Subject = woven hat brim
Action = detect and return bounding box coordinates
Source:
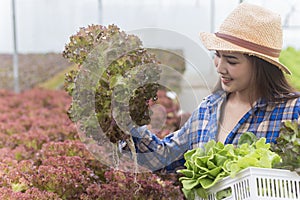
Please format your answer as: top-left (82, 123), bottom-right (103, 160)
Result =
top-left (200, 32), bottom-right (291, 75)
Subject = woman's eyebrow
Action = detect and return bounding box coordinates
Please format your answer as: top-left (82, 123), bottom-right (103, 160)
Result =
top-left (223, 54), bottom-right (238, 59)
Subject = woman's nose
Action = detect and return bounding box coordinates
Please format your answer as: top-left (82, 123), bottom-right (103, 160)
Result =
top-left (215, 57), bottom-right (227, 74)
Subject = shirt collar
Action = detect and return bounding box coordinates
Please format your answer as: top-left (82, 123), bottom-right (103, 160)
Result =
top-left (253, 98), bottom-right (267, 108)
top-left (206, 90), bottom-right (227, 107)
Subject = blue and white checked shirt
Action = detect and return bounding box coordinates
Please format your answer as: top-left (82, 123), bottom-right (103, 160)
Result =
top-left (130, 90), bottom-right (300, 172)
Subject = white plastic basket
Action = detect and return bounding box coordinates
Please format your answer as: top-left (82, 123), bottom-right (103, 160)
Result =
top-left (196, 167), bottom-right (300, 200)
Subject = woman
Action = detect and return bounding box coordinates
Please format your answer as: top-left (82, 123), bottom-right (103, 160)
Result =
top-left (129, 3), bottom-right (300, 172)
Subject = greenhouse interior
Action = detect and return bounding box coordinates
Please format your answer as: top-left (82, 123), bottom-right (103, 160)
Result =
top-left (1, 0), bottom-right (300, 199)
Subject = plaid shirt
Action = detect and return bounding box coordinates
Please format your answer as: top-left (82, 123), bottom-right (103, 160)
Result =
top-left (130, 90), bottom-right (300, 172)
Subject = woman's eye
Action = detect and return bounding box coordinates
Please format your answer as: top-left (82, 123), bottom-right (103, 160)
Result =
top-left (228, 61), bottom-right (237, 65)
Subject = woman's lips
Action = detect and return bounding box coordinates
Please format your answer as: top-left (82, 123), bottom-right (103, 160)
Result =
top-left (221, 77), bottom-right (233, 84)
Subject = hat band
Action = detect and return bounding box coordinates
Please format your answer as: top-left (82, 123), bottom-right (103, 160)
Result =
top-left (215, 32), bottom-right (281, 57)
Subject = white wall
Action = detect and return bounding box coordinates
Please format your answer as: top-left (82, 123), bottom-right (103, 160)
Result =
top-left (1, 0), bottom-right (99, 53)
top-left (2, 0), bottom-right (300, 53)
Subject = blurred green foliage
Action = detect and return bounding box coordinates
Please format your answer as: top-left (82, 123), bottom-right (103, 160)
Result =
top-left (279, 47), bottom-right (300, 91)
top-left (37, 65), bottom-right (76, 90)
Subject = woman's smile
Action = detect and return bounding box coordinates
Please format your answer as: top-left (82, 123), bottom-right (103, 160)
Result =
top-left (221, 76), bottom-right (233, 84)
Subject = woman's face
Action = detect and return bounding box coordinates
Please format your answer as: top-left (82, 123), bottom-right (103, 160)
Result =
top-left (214, 51), bottom-right (253, 96)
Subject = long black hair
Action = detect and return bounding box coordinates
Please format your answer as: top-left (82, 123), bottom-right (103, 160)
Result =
top-left (247, 55), bottom-right (299, 104)
top-left (212, 54), bottom-right (299, 105)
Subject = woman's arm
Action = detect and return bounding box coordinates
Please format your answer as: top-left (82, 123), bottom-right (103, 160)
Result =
top-left (127, 105), bottom-right (204, 172)
top-left (130, 121), bottom-right (190, 172)
top-left (124, 92), bottom-right (219, 172)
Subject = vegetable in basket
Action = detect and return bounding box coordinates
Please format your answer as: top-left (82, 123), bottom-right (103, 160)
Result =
top-left (177, 132), bottom-right (282, 199)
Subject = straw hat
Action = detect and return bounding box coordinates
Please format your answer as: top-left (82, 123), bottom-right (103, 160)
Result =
top-left (200, 2), bottom-right (291, 74)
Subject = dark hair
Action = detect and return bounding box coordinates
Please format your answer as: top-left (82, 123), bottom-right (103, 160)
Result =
top-left (246, 55), bottom-right (299, 104)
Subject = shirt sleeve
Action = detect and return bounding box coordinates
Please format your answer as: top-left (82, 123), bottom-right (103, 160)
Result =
top-left (296, 97), bottom-right (300, 124)
top-left (128, 106), bottom-right (201, 172)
